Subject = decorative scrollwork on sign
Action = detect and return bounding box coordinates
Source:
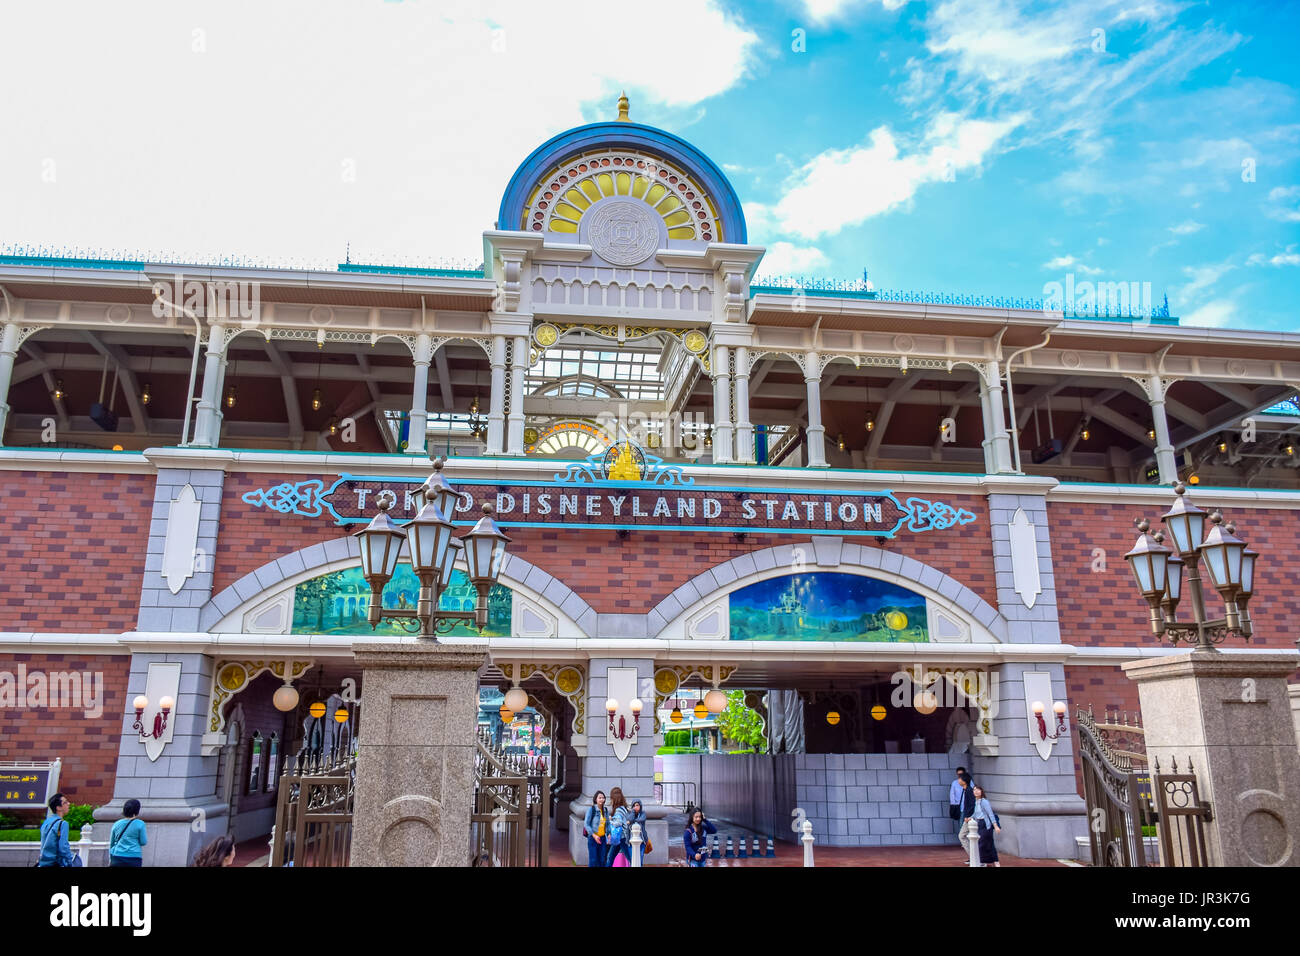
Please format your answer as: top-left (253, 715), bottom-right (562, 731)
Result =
top-left (903, 496), bottom-right (977, 533)
top-left (242, 480), bottom-right (328, 518)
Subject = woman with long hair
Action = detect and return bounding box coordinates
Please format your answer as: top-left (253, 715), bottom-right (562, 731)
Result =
top-left (583, 790), bottom-right (610, 867)
top-left (192, 835), bottom-right (237, 867)
top-left (971, 783), bottom-right (1001, 867)
top-left (606, 787), bottom-right (630, 867)
top-left (109, 798), bottom-right (147, 867)
top-left (683, 806), bottom-right (717, 867)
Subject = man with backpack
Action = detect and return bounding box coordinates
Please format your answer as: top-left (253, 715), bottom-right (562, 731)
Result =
top-left (37, 793), bottom-right (77, 867)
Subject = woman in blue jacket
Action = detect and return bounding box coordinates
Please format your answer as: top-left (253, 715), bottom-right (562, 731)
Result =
top-left (971, 784), bottom-right (1001, 867)
top-left (683, 807), bottom-right (717, 867)
top-left (583, 790), bottom-right (610, 867)
top-left (109, 799), bottom-right (148, 867)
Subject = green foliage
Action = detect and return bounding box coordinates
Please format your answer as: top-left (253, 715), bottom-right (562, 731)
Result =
top-left (64, 805), bottom-right (96, 830)
top-left (656, 747), bottom-right (706, 755)
top-left (0, 828), bottom-right (82, 842)
top-left (0, 811), bottom-right (21, 830)
top-left (663, 730), bottom-right (693, 748)
top-left (716, 690), bottom-right (766, 752)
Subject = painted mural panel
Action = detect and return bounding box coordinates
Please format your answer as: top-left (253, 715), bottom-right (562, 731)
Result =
top-left (729, 573), bottom-right (928, 642)
top-left (291, 564), bottom-right (512, 637)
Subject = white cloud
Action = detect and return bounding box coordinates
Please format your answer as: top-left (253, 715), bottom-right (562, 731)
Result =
top-left (1267, 185), bottom-right (1300, 201)
top-left (770, 112), bottom-right (1023, 239)
top-left (1043, 255), bottom-right (1101, 275)
top-left (1247, 249), bottom-right (1300, 267)
top-left (755, 241), bottom-right (830, 276)
top-left (801, 0), bottom-right (909, 24)
top-left (1179, 261), bottom-right (1235, 298)
top-left (1168, 220), bottom-right (1204, 235)
top-left (0, 1), bottom-right (759, 263)
top-left (1182, 299), bottom-right (1237, 328)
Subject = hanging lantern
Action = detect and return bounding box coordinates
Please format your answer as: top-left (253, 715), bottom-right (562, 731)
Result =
top-left (328, 418), bottom-right (338, 436)
top-left (703, 688), bottom-right (728, 714)
top-left (141, 382), bottom-right (152, 405)
top-left (836, 433), bottom-right (846, 452)
top-left (312, 388), bottom-right (322, 411)
top-left (703, 427), bottom-right (713, 449)
top-left (225, 384), bottom-right (237, 408)
top-left (669, 707), bottom-right (683, 724)
top-left (1080, 422), bottom-right (1090, 441)
top-left (51, 379), bottom-right (66, 402)
top-left (272, 684), bottom-right (300, 713)
top-left (333, 705), bottom-right (349, 724)
top-left (825, 709), bottom-right (841, 726)
top-left (693, 700), bottom-right (708, 720)
top-left (1147, 428), bottom-right (1156, 441)
top-left (1218, 438), bottom-right (1228, 453)
top-left (913, 691), bottom-right (938, 715)
top-left (870, 704), bottom-right (887, 721)
top-left (504, 686), bottom-right (528, 713)
top-left (499, 705), bottom-right (514, 722)
top-left (308, 701), bottom-right (326, 719)
top-left (865, 413), bottom-right (874, 432)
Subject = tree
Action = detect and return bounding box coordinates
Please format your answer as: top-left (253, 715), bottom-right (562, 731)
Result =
top-left (716, 690), bottom-right (766, 753)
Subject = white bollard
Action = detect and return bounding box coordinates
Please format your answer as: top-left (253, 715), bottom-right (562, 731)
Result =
top-left (630, 822), bottom-right (643, 868)
top-left (801, 819), bottom-right (815, 867)
top-left (77, 824), bottom-right (93, 867)
top-left (966, 818), bottom-right (981, 867)
top-left (268, 825), bottom-right (276, 867)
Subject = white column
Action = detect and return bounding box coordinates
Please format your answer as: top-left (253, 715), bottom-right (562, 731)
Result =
top-left (1149, 378), bottom-right (1178, 484)
top-left (0, 323), bottom-right (19, 445)
top-left (734, 346), bottom-right (753, 463)
top-left (977, 375), bottom-right (996, 474)
top-left (804, 352), bottom-right (828, 468)
top-left (407, 333), bottom-right (432, 455)
top-left (507, 334), bottom-right (527, 455)
top-left (486, 334), bottom-right (506, 455)
top-left (985, 361), bottom-right (1014, 473)
top-left (213, 351), bottom-right (229, 444)
top-left (193, 324), bottom-right (225, 448)
top-left (711, 344), bottom-right (733, 462)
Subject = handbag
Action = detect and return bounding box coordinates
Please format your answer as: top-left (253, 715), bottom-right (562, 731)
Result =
top-left (949, 804), bottom-right (960, 821)
top-left (644, 837), bottom-right (653, 855)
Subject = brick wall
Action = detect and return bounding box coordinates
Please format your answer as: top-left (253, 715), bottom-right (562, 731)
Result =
top-left (1048, 499), bottom-right (1300, 650)
top-left (214, 476), bottom-right (996, 612)
top-left (1064, 663), bottom-right (1145, 795)
top-left (0, 653), bottom-right (130, 809)
top-left (0, 471), bottom-right (154, 633)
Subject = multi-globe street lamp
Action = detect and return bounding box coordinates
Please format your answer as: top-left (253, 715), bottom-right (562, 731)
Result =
top-left (1124, 481), bottom-right (1257, 650)
top-left (352, 457), bottom-right (511, 640)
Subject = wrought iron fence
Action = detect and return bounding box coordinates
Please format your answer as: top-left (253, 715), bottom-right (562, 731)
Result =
top-left (470, 729), bottom-right (551, 867)
top-left (1076, 707), bottom-right (1157, 867)
top-left (270, 748), bottom-right (356, 868)
top-left (1152, 756), bottom-right (1212, 867)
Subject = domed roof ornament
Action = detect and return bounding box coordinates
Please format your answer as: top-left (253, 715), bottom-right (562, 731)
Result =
top-left (616, 91), bottom-right (630, 122)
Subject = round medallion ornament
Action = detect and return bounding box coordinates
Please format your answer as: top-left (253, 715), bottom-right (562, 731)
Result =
top-left (683, 330), bottom-right (708, 354)
top-left (523, 426), bottom-right (540, 445)
top-left (588, 200), bottom-right (660, 266)
top-left (555, 666), bottom-right (583, 695)
top-left (534, 323), bottom-right (559, 348)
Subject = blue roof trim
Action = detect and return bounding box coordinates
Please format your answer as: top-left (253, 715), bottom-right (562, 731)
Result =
top-left (497, 121), bottom-right (747, 244)
top-left (0, 254), bottom-right (146, 271)
top-left (337, 263), bottom-right (488, 279)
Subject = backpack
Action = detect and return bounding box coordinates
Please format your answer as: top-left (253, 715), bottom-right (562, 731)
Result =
top-left (610, 809), bottom-right (627, 844)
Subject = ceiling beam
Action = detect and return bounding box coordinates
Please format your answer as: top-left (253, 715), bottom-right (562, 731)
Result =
top-left (262, 341), bottom-right (304, 446)
top-left (865, 373), bottom-right (921, 464)
top-left (434, 345), bottom-right (454, 412)
top-left (79, 331), bottom-right (150, 435)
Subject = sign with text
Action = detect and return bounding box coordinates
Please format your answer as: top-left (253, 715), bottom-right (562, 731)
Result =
top-left (0, 761), bottom-right (59, 809)
top-left (243, 472), bottom-right (978, 539)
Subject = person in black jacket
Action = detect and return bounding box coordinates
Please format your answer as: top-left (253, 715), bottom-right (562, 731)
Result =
top-left (683, 807), bottom-right (717, 867)
top-left (956, 772), bottom-right (976, 856)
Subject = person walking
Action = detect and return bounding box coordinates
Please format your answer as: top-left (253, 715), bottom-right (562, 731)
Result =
top-left (606, 787), bottom-right (631, 867)
top-left (192, 835), bottom-right (237, 867)
top-left (583, 790), bottom-right (610, 867)
top-left (36, 793), bottom-right (76, 868)
top-left (972, 784), bottom-right (1001, 867)
top-left (109, 799), bottom-right (147, 867)
top-left (956, 771), bottom-right (976, 858)
top-left (948, 766), bottom-right (968, 845)
top-left (682, 807), bottom-right (717, 867)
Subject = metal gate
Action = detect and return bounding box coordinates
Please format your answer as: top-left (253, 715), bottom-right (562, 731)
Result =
top-left (1076, 707), bottom-right (1157, 867)
top-left (1152, 757), bottom-right (1213, 867)
top-left (270, 750), bottom-right (356, 867)
top-left (470, 729), bottom-right (551, 867)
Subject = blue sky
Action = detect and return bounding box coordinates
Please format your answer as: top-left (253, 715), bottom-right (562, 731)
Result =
top-left (1, 0), bottom-right (1297, 329)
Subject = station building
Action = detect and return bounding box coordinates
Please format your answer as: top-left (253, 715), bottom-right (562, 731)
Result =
top-left (2, 99), bottom-right (1299, 865)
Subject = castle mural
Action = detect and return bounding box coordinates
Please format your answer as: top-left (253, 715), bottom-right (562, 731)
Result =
top-left (290, 565), bottom-right (513, 637)
top-left (729, 573), bottom-right (929, 642)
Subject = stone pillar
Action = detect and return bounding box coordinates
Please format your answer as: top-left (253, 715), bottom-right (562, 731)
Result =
top-left (406, 332), bottom-right (433, 455)
top-left (506, 334), bottom-right (527, 455)
top-left (975, 488), bottom-right (1086, 857)
top-left (804, 353), bottom-right (828, 468)
top-left (351, 643), bottom-right (487, 867)
top-left (0, 322), bottom-right (19, 444)
top-left (94, 652), bottom-right (228, 866)
top-left (711, 344), bottom-right (733, 463)
top-left (568, 658), bottom-right (669, 865)
top-left (193, 324), bottom-right (225, 448)
top-left (1122, 651), bottom-right (1300, 867)
top-left (733, 345), bottom-right (753, 463)
top-left (486, 335), bottom-right (506, 455)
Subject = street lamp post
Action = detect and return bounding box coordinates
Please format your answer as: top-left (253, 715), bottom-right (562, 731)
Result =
top-left (352, 457), bottom-right (511, 640)
top-left (1124, 482), bottom-right (1255, 651)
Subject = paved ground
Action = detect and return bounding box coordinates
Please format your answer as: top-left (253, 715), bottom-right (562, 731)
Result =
top-left (548, 819), bottom-right (1068, 867)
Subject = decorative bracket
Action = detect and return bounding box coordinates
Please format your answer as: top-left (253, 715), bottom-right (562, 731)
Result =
top-left (497, 661), bottom-right (587, 756)
top-left (202, 658), bottom-right (314, 755)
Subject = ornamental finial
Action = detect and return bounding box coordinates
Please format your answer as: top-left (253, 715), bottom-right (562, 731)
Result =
top-left (616, 91), bottom-right (630, 122)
